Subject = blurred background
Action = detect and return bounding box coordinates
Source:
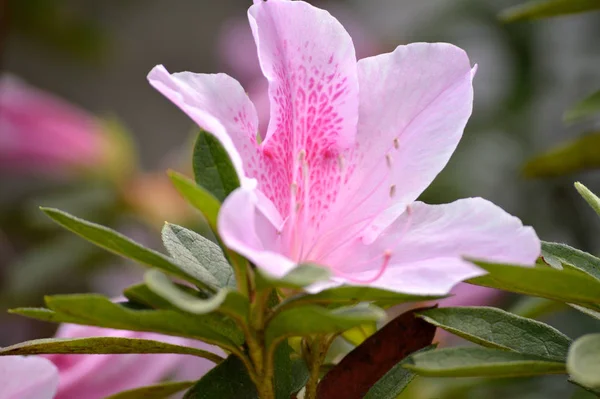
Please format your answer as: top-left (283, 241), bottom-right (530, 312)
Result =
top-left (1, 0), bottom-right (599, 397)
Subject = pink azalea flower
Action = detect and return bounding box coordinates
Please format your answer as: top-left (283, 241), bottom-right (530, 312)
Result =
top-left (148, 0), bottom-right (540, 295)
top-left (0, 75), bottom-right (105, 176)
top-left (0, 356), bottom-right (58, 399)
top-left (44, 324), bottom-right (218, 399)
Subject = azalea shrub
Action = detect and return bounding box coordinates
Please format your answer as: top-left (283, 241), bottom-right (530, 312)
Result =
top-left (2, 1), bottom-right (600, 399)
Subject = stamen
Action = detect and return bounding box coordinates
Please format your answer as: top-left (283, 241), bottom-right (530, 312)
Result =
top-left (291, 182), bottom-right (298, 197)
top-left (393, 138), bottom-right (399, 149)
top-left (338, 250), bottom-right (392, 284)
top-left (337, 154), bottom-right (345, 171)
top-left (389, 185), bottom-right (396, 198)
top-left (386, 154), bottom-right (392, 169)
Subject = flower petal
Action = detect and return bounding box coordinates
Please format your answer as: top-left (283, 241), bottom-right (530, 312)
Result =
top-left (338, 198), bottom-right (540, 295)
top-left (0, 356), bottom-right (58, 399)
top-left (218, 184), bottom-right (295, 278)
top-left (353, 43), bottom-right (475, 242)
top-left (147, 66), bottom-right (261, 185)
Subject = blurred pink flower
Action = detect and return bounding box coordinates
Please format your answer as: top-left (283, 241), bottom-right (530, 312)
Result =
top-left (0, 75), bottom-right (105, 176)
top-left (0, 356), bottom-right (58, 399)
top-left (43, 324), bottom-right (218, 399)
top-left (148, 0), bottom-right (540, 296)
top-left (441, 283), bottom-right (502, 308)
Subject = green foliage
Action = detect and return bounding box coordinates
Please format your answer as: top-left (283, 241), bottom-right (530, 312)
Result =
top-left (568, 334), bottom-right (600, 391)
top-left (145, 269), bottom-right (249, 321)
top-left (272, 341), bottom-right (310, 399)
top-left (0, 336), bottom-right (222, 363)
top-left (11, 294), bottom-right (243, 349)
top-left (168, 171), bottom-right (221, 231)
top-left (256, 263), bottom-right (331, 290)
top-left (542, 241), bottom-right (600, 280)
top-left (193, 130), bottom-right (240, 202)
top-left (575, 182), bottom-right (600, 218)
top-left (418, 307), bottom-right (571, 361)
top-left (522, 133), bottom-right (600, 178)
top-left (404, 347), bottom-right (566, 377)
top-left (500, 0), bottom-right (600, 22)
top-left (265, 304), bottom-right (385, 348)
top-left (565, 90), bottom-right (600, 123)
top-left (162, 223), bottom-right (236, 289)
top-left (183, 355), bottom-right (258, 399)
top-left (105, 381), bottom-right (195, 399)
top-left (468, 261), bottom-right (600, 308)
top-left (41, 208), bottom-right (213, 291)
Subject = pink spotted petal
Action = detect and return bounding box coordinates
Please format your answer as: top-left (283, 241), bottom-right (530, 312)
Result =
top-left (218, 184), bottom-right (296, 278)
top-left (147, 66), bottom-right (260, 185)
top-left (0, 356), bottom-right (58, 399)
top-left (248, 0), bottom-right (359, 149)
top-left (352, 43), bottom-right (475, 243)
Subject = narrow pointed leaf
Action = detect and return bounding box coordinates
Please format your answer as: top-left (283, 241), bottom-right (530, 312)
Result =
top-left (541, 241), bottom-right (600, 280)
top-left (468, 261), bottom-right (600, 307)
top-left (168, 171), bottom-right (221, 231)
top-left (16, 294), bottom-right (244, 348)
top-left (509, 297), bottom-right (565, 319)
top-left (568, 334), bottom-right (600, 390)
top-left (404, 347), bottom-right (566, 377)
top-left (570, 304), bottom-right (600, 321)
top-left (40, 207), bottom-right (213, 291)
top-left (266, 305), bottom-right (385, 348)
top-left (145, 270), bottom-right (249, 321)
top-left (162, 223), bottom-right (235, 288)
top-left (105, 381), bottom-right (195, 399)
top-left (418, 307), bottom-right (570, 361)
top-left (565, 90), bottom-right (600, 123)
top-left (316, 307), bottom-right (436, 399)
top-left (575, 182), bottom-right (600, 218)
top-left (522, 132), bottom-right (600, 178)
top-left (273, 341), bottom-right (309, 399)
top-left (193, 130), bottom-right (240, 202)
top-left (500, 0), bottom-right (600, 22)
top-left (183, 355), bottom-right (258, 399)
top-left (0, 337), bottom-right (223, 363)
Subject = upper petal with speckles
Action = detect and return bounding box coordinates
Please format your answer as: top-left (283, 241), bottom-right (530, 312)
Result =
top-left (352, 43), bottom-right (475, 243)
top-left (248, 0), bottom-right (359, 226)
top-left (147, 66), bottom-right (261, 186)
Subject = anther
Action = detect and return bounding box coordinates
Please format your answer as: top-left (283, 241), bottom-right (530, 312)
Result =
top-left (389, 185), bottom-right (396, 198)
top-left (393, 138), bottom-right (399, 149)
top-left (337, 154), bottom-right (345, 171)
top-left (298, 149), bottom-right (306, 161)
top-left (291, 182), bottom-right (298, 196)
top-left (386, 154), bottom-right (392, 169)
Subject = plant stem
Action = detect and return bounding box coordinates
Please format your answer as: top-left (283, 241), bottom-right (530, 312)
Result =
top-left (304, 336), bottom-right (334, 399)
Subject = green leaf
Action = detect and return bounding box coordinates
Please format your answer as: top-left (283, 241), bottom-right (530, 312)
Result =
top-left (13, 294), bottom-right (243, 349)
top-left (341, 323), bottom-right (377, 346)
top-left (363, 346), bottom-right (436, 399)
top-left (404, 347), bottom-right (566, 377)
top-left (265, 304), bottom-right (385, 348)
top-left (183, 355), bottom-right (258, 399)
top-left (467, 261), bottom-right (600, 307)
top-left (123, 283), bottom-right (184, 310)
top-left (40, 207), bottom-right (213, 291)
top-left (575, 182), bottom-right (600, 218)
top-left (500, 0), bottom-right (600, 22)
top-left (0, 337), bottom-right (223, 363)
top-left (522, 132), bottom-right (600, 178)
top-left (162, 223), bottom-right (235, 289)
top-left (565, 90), bottom-right (600, 123)
top-left (273, 340), bottom-right (309, 399)
top-left (145, 269), bottom-right (249, 321)
top-left (193, 130), bottom-right (240, 202)
top-left (168, 171), bottom-right (221, 231)
top-left (568, 334), bottom-right (600, 390)
top-left (509, 297), bottom-right (565, 320)
top-left (570, 304), bottom-right (600, 321)
top-left (281, 286), bottom-right (442, 308)
top-left (257, 263), bottom-right (331, 290)
top-left (105, 381), bottom-right (195, 399)
top-left (418, 307), bottom-right (571, 361)
top-left (541, 241), bottom-right (600, 280)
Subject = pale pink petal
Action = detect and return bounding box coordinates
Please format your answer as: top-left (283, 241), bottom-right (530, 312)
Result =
top-left (0, 356), bottom-right (58, 399)
top-left (46, 324), bottom-right (218, 399)
top-left (218, 185), bottom-right (295, 278)
top-left (441, 284), bottom-right (502, 308)
top-left (350, 43), bottom-right (475, 242)
top-left (334, 198), bottom-right (539, 295)
top-left (147, 66), bottom-right (261, 185)
top-left (247, 0), bottom-right (360, 231)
